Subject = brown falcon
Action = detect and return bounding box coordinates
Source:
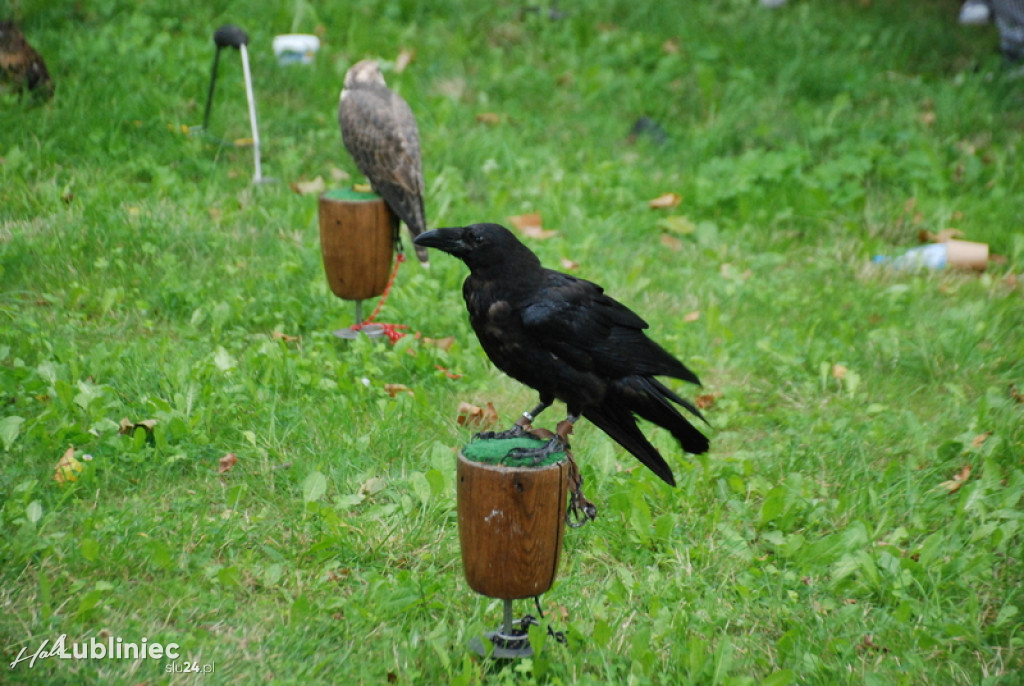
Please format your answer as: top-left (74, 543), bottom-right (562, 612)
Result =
top-left (338, 59), bottom-right (429, 263)
top-left (0, 21), bottom-right (54, 99)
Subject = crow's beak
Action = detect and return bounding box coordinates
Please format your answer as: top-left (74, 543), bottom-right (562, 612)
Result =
top-left (413, 227), bottom-right (466, 257)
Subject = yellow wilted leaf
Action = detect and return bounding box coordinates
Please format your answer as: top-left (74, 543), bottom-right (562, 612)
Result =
top-left (648, 192), bottom-right (681, 209)
top-left (683, 310), bottom-right (700, 323)
top-left (54, 445), bottom-right (83, 483)
top-left (395, 47), bottom-right (415, 73)
top-left (656, 215), bottom-right (696, 235)
top-left (329, 167), bottom-right (351, 182)
top-left (290, 176), bottom-right (327, 195)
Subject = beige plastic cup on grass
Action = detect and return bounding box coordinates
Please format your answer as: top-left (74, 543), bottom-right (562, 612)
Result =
top-left (945, 239), bottom-right (989, 270)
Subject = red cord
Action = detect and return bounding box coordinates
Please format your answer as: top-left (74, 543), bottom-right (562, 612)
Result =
top-left (348, 253), bottom-right (409, 343)
top-left (347, 252), bottom-right (461, 376)
top-left (362, 253), bottom-right (405, 326)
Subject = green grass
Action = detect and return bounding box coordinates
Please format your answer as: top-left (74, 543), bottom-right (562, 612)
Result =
top-left (2, 0), bottom-right (1023, 683)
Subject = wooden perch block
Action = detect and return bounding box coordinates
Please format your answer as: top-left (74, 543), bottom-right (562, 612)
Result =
top-left (318, 188), bottom-right (396, 301)
top-left (457, 451), bottom-right (569, 600)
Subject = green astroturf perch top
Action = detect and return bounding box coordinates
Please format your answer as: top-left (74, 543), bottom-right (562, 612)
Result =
top-left (322, 187), bottom-right (382, 202)
top-left (462, 436), bottom-right (566, 468)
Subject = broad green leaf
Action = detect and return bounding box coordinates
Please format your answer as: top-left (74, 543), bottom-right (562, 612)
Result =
top-left (0, 416), bottom-right (25, 450)
top-left (302, 470), bottom-right (327, 503)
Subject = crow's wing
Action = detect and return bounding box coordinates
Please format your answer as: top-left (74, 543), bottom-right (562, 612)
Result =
top-left (519, 270), bottom-right (700, 385)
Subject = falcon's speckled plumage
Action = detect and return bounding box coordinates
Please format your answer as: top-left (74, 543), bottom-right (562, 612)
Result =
top-left (339, 59), bottom-right (429, 263)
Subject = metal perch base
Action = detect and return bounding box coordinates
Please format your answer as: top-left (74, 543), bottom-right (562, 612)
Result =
top-left (468, 599), bottom-right (538, 659)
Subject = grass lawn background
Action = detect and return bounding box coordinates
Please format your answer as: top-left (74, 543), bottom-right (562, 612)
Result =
top-left (1, 0), bottom-right (1022, 683)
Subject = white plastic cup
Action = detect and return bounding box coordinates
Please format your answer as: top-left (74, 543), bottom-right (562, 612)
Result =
top-left (272, 34), bottom-right (320, 65)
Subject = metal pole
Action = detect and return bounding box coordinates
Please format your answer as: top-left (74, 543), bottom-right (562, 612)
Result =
top-left (502, 599), bottom-right (514, 636)
top-left (238, 43), bottom-right (262, 183)
top-left (202, 48), bottom-right (222, 131)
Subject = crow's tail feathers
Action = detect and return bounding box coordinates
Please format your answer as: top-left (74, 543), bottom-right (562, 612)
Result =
top-left (584, 376), bottom-right (710, 487)
top-left (584, 404), bottom-right (677, 486)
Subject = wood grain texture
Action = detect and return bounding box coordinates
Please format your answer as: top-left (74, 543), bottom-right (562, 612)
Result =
top-left (317, 193), bottom-right (396, 300)
top-left (457, 454), bottom-right (568, 600)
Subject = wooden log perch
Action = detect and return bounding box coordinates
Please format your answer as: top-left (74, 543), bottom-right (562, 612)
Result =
top-left (457, 440), bottom-right (569, 600)
top-left (317, 188), bottom-right (397, 301)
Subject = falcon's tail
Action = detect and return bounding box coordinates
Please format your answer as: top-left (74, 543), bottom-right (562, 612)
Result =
top-left (378, 184), bottom-right (429, 263)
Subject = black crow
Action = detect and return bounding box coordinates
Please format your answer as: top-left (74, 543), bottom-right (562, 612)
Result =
top-left (414, 223), bottom-right (709, 486)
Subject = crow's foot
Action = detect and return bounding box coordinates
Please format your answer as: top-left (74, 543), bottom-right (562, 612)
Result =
top-left (504, 436), bottom-right (569, 466)
top-left (473, 423), bottom-right (530, 441)
top-left (566, 452), bottom-right (597, 527)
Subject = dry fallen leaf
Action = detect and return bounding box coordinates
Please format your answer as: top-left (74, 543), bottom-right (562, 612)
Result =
top-left (970, 432), bottom-right (992, 450)
top-left (832, 364), bottom-right (848, 380)
top-left (119, 418), bottom-right (157, 436)
top-left (648, 192), bottom-right (681, 209)
top-left (662, 38), bottom-right (680, 55)
top-left (508, 213), bottom-right (558, 240)
top-left (696, 393), bottom-right (721, 410)
top-left (422, 336), bottom-right (455, 352)
top-left (329, 166), bottom-right (351, 182)
top-left (859, 635), bottom-right (889, 653)
top-left (475, 112), bottom-right (502, 125)
top-left (218, 453), bottom-right (238, 474)
top-left (560, 258), bottom-right (579, 270)
top-left (271, 331), bottom-right (299, 343)
top-left (939, 464), bottom-right (971, 493)
top-left (457, 401), bottom-right (499, 429)
top-left (435, 365), bottom-right (462, 379)
top-left (54, 445), bottom-right (83, 483)
top-left (659, 234), bottom-right (683, 251)
top-left (1011, 385), bottom-right (1024, 404)
top-left (683, 310), bottom-right (700, 323)
top-left (290, 176), bottom-right (327, 195)
top-left (395, 47), bottom-right (415, 73)
top-left (918, 228), bottom-right (964, 243)
top-left (384, 383), bottom-right (414, 398)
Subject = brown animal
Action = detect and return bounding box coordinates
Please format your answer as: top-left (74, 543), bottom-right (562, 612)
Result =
top-left (338, 60), bottom-right (428, 263)
top-left (0, 20), bottom-right (54, 99)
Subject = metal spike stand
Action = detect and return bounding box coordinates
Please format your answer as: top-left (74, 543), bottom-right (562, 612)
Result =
top-left (198, 24), bottom-right (268, 184)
